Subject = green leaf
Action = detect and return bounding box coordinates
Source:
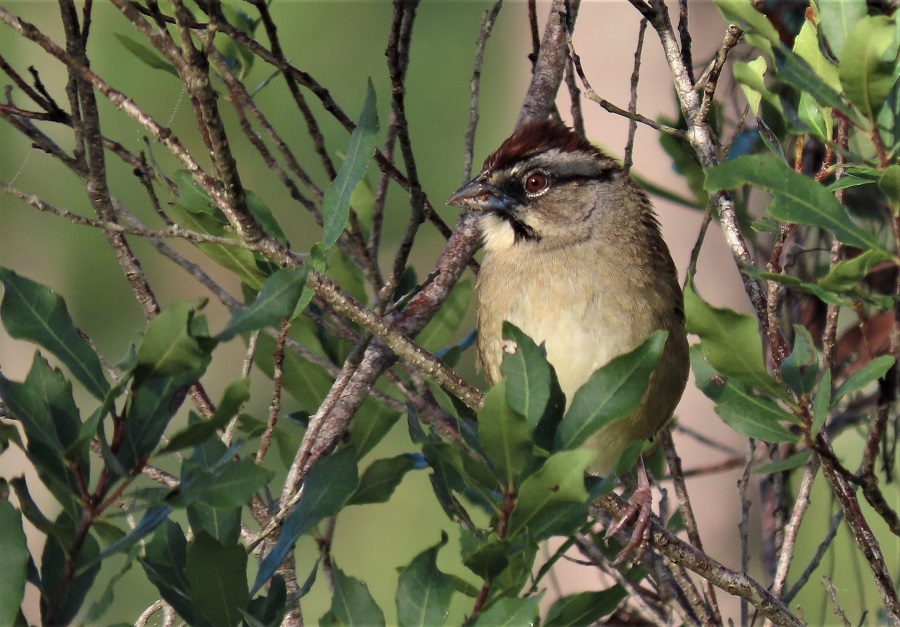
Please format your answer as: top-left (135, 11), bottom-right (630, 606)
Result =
top-left (478, 380), bottom-right (533, 486)
top-left (349, 401), bottom-right (401, 460)
top-left (251, 447), bottom-right (358, 595)
top-left (0, 501), bottom-right (29, 626)
top-left (692, 348), bottom-right (799, 443)
top-left (554, 331), bottom-right (667, 451)
top-left (347, 454), bottom-right (417, 505)
top-left (89, 505), bottom-right (172, 567)
top-left (832, 355), bottom-right (896, 403)
top-left (658, 130), bottom-right (706, 205)
top-left (819, 249), bottom-right (895, 293)
top-left (141, 520), bottom-right (205, 626)
top-left (472, 595), bottom-right (542, 627)
top-left (185, 532), bottom-right (249, 627)
top-left (878, 164), bottom-right (900, 214)
top-left (460, 531), bottom-right (511, 581)
top-left (839, 16), bottom-right (899, 121)
top-left (415, 279), bottom-right (472, 352)
top-left (329, 561), bottom-right (386, 627)
top-left (733, 57), bottom-right (781, 117)
top-left (135, 301), bottom-right (214, 382)
top-left (0, 267), bottom-right (108, 399)
top-left (245, 576), bottom-right (286, 627)
top-left (819, 0), bottom-right (867, 58)
top-left (772, 45), bottom-right (852, 117)
top-left (395, 535), bottom-right (454, 627)
top-left (811, 368), bottom-right (832, 437)
top-left (176, 458), bottom-right (273, 508)
top-left (755, 450), bottom-right (811, 475)
top-left (40, 515), bottom-right (101, 625)
top-left (114, 33), bottom-right (178, 77)
top-left (322, 80), bottom-right (379, 250)
top-left (793, 18), bottom-right (841, 91)
top-left (159, 377), bottom-right (251, 454)
top-left (713, 0), bottom-right (779, 47)
top-left (544, 586), bottom-right (628, 627)
top-left (781, 325), bottom-right (819, 396)
top-left (246, 189), bottom-right (288, 245)
top-left (217, 267), bottom-right (309, 341)
top-left (704, 154), bottom-right (883, 251)
top-left (507, 449), bottom-right (593, 540)
top-left (500, 322), bottom-right (551, 432)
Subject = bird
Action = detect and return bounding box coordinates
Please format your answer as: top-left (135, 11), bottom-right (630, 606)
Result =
top-left (448, 119), bottom-right (690, 558)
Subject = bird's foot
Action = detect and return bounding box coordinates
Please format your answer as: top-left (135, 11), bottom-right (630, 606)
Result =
top-left (605, 458), bottom-right (652, 565)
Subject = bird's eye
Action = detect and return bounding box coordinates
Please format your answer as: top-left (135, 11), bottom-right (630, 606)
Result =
top-left (523, 172), bottom-right (549, 195)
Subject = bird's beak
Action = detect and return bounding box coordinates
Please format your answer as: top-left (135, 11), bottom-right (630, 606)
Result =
top-left (447, 179), bottom-right (514, 213)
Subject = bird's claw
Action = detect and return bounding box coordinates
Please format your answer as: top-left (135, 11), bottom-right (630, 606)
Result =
top-left (605, 457), bottom-right (653, 565)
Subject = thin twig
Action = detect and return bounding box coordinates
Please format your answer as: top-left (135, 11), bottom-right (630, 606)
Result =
top-left (623, 18), bottom-right (648, 174)
top-left (463, 0), bottom-right (503, 183)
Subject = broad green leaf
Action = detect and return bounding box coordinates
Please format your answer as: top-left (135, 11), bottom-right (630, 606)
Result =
top-left (772, 45), bottom-right (853, 117)
top-left (478, 380), bottom-right (532, 486)
top-left (472, 595), bottom-right (542, 627)
top-left (798, 91), bottom-right (832, 141)
top-left (0, 502), bottom-right (29, 626)
top-left (0, 267), bottom-right (108, 399)
top-left (811, 368), bottom-right (832, 437)
top-left (839, 16), bottom-right (899, 121)
top-left (713, 0), bottom-right (779, 48)
top-left (322, 80), bottom-right (379, 250)
top-left (251, 447), bottom-right (358, 595)
top-left (329, 561), bottom-right (386, 627)
top-left (246, 191), bottom-right (288, 245)
top-left (245, 576), bottom-right (287, 627)
top-left (395, 535), bottom-right (454, 627)
top-left (347, 454), bottom-right (417, 505)
top-left (704, 154), bottom-right (883, 251)
top-left (832, 355), bottom-right (896, 403)
top-left (185, 532), bottom-right (249, 627)
top-left (793, 18), bottom-right (840, 91)
top-left (501, 322), bottom-right (552, 432)
top-left (544, 586), bottom-right (628, 627)
top-left (554, 331), bottom-right (667, 451)
top-left (349, 401), bottom-right (401, 460)
top-left (114, 33), bottom-right (178, 77)
top-left (818, 0), bottom-right (867, 58)
top-left (176, 458), bottom-right (273, 508)
top-left (733, 57), bottom-right (780, 116)
top-left (41, 516), bottom-right (101, 625)
top-left (217, 267), bottom-right (309, 341)
top-left (141, 520), bottom-right (205, 626)
top-left (507, 449), bottom-right (594, 540)
top-left (692, 348), bottom-right (800, 443)
top-left (158, 377), bottom-right (251, 454)
top-left (415, 279), bottom-right (472, 352)
top-left (781, 325), bottom-right (818, 396)
top-left (135, 301), bottom-right (214, 382)
top-left (819, 249), bottom-right (895, 293)
top-left (879, 164), bottom-right (900, 214)
top-left (460, 531), bottom-right (511, 581)
top-left (755, 450), bottom-right (812, 475)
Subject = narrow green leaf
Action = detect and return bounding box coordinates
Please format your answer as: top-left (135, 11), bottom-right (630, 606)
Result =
top-left (692, 348), bottom-right (799, 443)
top-left (0, 502), bottom-right (29, 626)
top-left (114, 33), bottom-right (179, 77)
top-left (755, 450), bottom-right (811, 475)
top-left (819, 0), bottom-right (867, 58)
top-left (322, 80), bottom-right (379, 250)
top-left (40, 516), bottom-right (101, 625)
top-left (733, 57), bottom-right (781, 116)
top-left (793, 18), bottom-right (840, 91)
top-left (472, 595), bottom-right (542, 627)
top-left (176, 458), bottom-right (273, 508)
top-left (704, 154), bottom-right (882, 250)
top-left (158, 377), bottom-right (251, 454)
top-left (478, 380), bottom-right (533, 486)
top-left (395, 535), bottom-right (454, 627)
top-left (347, 455), bottom-right (417, 506)
top-left (415, 279), bottom-right (472, 352)
top-left (839, 16), bottom-right (899, 121)
top-left (811, 368), bottom-right (832, 437)
top-left (713, 0), bottom-right (779, 47)
top-left (329, 561), bottom-right (386, 627)
top-left (781, 325), bottom-right (819, 396)
top-left (832, 355), bottom-right (896, 403)
top-left (819, 249), bottom-right (895, 293)
top-left (554, 331), bottom-right (667, 451)
top-left (0, 267), bottom-right (108, 399)
top-left (251, 447), bottom-right (358, 595)
top-left (217, 267), bottom-right (309, 341)
top-left (544, 586), bottom-right (628, 627)
top-left (878, 164), bottom-right (900, 214)
top-left (246, 189), bottom-right (288, 245)
top-left (349, 401), bottom-right (401, 460)
top-left (507, 449), bottom-right (593, 540)
top-left (185, 532), bottom-right (249, 627)
top-left (772, 45), bottom-right (852, 117)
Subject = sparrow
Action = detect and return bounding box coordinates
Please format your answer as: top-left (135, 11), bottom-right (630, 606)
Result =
top-left (448, 119), bottom-right (690, 558)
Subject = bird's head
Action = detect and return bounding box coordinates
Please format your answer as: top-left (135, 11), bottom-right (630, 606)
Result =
top-left (448, 119), bottom-right (630, 252)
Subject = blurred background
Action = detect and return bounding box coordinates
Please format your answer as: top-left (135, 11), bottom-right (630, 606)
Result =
top-left (1, 1), bottom-right (891, 624)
